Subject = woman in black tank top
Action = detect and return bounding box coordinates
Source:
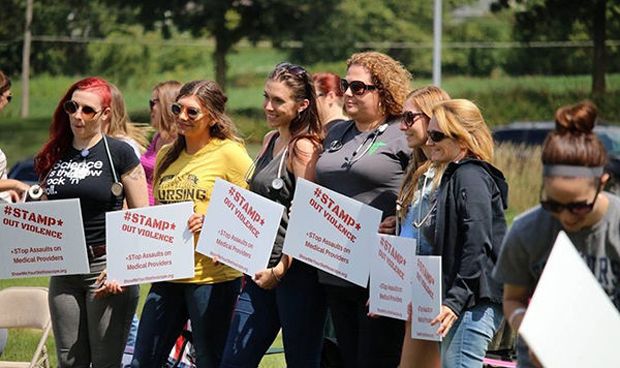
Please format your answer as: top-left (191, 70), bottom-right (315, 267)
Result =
top-left (220, 63), bottom-right (327, 368)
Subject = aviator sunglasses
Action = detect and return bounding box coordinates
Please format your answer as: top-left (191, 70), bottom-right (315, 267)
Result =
top-left (402, 111), bottom-right (425, 128)
top-left (63, 100), bottom-right (102, 120)
top-left (171, 102), bottom-right (203, 121)
top-left (339, 79), bottom-right (377, 96)
top-left (539, 182), bottom-right (601, 215)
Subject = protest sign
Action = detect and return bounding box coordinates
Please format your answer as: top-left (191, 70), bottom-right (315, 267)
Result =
top-left (0, 199), bottom-right (89, 279)
top-left (369, 234), bottom-right (415, 320)
top-left (283, 178), bottom-right (382, 287)
top-left (411, 255), bottom-right (442, 341)
top-left (196, 179), bottom-right (285, 275)
top-left (106, 201), bottom-right (195, 285)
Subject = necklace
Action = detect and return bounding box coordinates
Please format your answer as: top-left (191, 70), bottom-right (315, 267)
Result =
top-left (80, 148), bottom-right (89, 158)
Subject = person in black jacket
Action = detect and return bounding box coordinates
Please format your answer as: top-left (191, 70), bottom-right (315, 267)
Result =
top-left (419, 99), bottom-right (507, 368)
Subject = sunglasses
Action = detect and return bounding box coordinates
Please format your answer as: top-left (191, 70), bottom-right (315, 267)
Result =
top-left (149, 99), bottom-right (159, 110)
top-left (171, 102), bottom-right (203, 120)
top-left (340, 80), bottom-right (377, 96)
top-left (427, 130), bottom-right (448, 143)
top-left (275, 62), bottom-right (308, 78)
top-left (63, 100), bottom-right (102, 120)
top-left (540, 184), bottom-right (601, 215)
top-left (402, 111), bottom-right (425, 128)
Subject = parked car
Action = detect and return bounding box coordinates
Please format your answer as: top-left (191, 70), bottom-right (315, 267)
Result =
top-left (493, 121), bottom-right (620, 194)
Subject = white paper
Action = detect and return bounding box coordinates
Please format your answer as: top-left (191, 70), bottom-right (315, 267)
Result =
top-left (411, 255), bottom-right (442, 341)
top-left (282, 178), bottom-right (382, 287)
top-left (0, 199), bottom-right (89, 279)
top-left (106, 202), bottom-right (195, 285)
top-left (519, 231), bottom-right (620, 367)
top-left (196, 179), bottom-right (285, 275)
top-left (369, 234), bottom-right (415, 320)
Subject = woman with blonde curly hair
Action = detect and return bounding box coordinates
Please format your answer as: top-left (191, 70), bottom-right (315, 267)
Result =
top-left (315, 51), bottom-right (412, 368)
top-left (403, 99), bottom-right (506, 367)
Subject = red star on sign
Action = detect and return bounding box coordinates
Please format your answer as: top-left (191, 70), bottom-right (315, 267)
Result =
top-left (355, 223), bottom-right (361, 231)
top-left (171, 223), bottom-right (176, 230)
top-left (58, 219), bottom-right (64, 226)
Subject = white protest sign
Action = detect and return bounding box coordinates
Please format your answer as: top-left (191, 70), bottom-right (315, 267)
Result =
top-left (106, 202), bottom-right (195, 285)
top-left (519, 231), bottom-right (620, 368)
top-left (196, 179), bottom-right (285, 275)
top-left (0, 199), bottom-right (89, 279)
top-left (369, 234), bottom-right (415, 320)
top-left (411, 255), bottom-right (442, 341)
top-left (282, 178), bottom-right (382, 287)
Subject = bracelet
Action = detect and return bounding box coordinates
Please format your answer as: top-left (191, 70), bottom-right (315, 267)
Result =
top-left (508, 307), bottom-right (527, 327)
top-left (271, 268), bottom-right (281, 282)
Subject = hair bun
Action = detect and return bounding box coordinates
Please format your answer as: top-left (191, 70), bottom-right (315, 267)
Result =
top-left (554, 100), bottom-right (597, 134)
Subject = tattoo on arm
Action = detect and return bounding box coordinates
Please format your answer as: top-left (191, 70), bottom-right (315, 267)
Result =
top-left (126, 165), bottom-right (146, 181)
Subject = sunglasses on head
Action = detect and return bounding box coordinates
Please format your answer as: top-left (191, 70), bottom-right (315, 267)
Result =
top-left (340, 80), bottom-right (377, 96)
top-left (427, 130), bottom-right (448, 143)
top-left (402, 111), bottom-right (425, 128)
top-left (149, 99), bottom-right (159, 110)
top-left (63, 100), bottom-right (101, 120)
top-left (171, 102), bottom-right (203, 120)
top-left (275, 62), bottom-right (308, 78)
top-left (540, 183), bottom-right (601, 215)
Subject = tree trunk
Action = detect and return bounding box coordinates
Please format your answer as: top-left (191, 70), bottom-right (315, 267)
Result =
top-left (591, 0), bottom-right (606, 95)
top-left (214, 39), bottom-right (229, 91)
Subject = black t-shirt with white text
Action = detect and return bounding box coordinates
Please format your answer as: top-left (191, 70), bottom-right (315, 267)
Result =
top-left (45, 137), bottom-right (139, 247)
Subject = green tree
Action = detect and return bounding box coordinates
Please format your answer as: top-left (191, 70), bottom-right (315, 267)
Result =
top-left (492, 0), bottom-right (620, 95)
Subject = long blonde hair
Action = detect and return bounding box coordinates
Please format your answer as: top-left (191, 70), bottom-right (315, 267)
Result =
top-left (152, 80), bottom-right (182, 142)
top-left (108, 83), bottom-right (150, 153)
top-left (396, 86), bottom-right (451, 220)
top-left (428, 99), bottom-right (494, 191)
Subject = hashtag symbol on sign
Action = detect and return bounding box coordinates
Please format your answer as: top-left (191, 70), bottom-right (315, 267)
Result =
top-left (229, 187), bottom-right (236, 196)
top-left (124, 211), bottom-right (131, 221)
top-left (314, 188), bottom-right (322, 198)
top-left (3, 206), bottom-right (12, 216)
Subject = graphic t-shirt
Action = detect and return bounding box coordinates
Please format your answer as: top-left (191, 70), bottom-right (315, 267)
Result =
top-left (154, 138), bottom-right (253, 284)
top-left (44, 137), bottom-right (139, 248)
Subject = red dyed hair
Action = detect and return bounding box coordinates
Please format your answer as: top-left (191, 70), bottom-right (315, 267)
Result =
top-left (312, 72), bottom-right (343, 97)
top-left (35, 77), bottom-right (112, 178)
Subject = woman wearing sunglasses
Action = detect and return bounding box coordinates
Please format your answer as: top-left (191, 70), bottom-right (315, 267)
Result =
top-left (312, 72), bottom-right (348, 133)
top-left (315, 51), bottom-right (412, 368)
top-left (131, 80), bottom-right (252, 368)
top-left (0, 70), bottom-right (30, 203)
top-left (221, 62), bottom-right (326, 367)
top-left (493, 101), bottom-right (620, 368)
top-left (395, 86), bottom-right (450, 368)
top-left (33, 77), bottom-right (149, 367)
top-left (141, 81), bottom-right (182, 205)
top-left (412, 99), bottom-right (507, 368)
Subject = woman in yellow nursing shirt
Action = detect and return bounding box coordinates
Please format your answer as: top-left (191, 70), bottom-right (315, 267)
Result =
top-left (131, 80), bottom-right (252, 368)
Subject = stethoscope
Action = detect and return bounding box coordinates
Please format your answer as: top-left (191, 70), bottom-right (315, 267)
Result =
top-left (327, 122), bottom-right (388, 166)
top-left (245, 146), bottom-right (289, 192)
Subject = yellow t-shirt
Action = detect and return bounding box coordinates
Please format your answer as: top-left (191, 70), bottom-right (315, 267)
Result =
top-left (154, 138), bottom-right (253, 284)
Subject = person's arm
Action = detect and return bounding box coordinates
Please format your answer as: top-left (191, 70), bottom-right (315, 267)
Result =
top-left (503, 284), bottom-right (529, 331)
top-left (0, 179), bottom-right (29, 193)
top-left (121, 164), bottom-right (149, 209)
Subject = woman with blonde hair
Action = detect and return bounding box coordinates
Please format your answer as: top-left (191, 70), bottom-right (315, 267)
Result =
top-left (396, 86), bottom-right (450, 368)
top-left (105, 83), bottom-right (150, 158)
top-left (141, 81), bottom-right (182, 205)
top-left (315, 51), bottom-right (412, 368)
top-left (406, 99), bottom-right (506, 367)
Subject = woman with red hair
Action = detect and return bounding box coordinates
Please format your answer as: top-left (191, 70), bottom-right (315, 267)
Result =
top-left (35, 77), bottom-right (148, 367)
top-left (312, 72), bottom-right (347, 132)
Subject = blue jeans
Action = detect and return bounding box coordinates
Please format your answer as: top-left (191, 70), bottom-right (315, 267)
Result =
top-left (220, 262), bottom-right (327, 368)
top-left (325, 285), bottom-right (405, 368)
top-left (131, 279), bottom-right (241, 368)
top-left (441, 301), bottom-right (503, 368)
